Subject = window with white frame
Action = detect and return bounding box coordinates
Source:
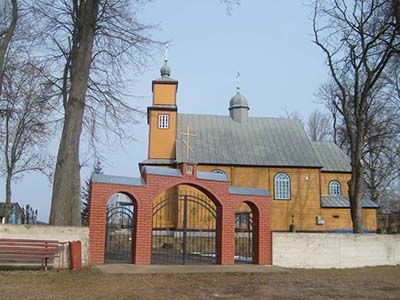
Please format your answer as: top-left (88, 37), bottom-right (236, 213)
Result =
top-left (212, 169), bottom-right (226, 175)
top-left (329, 180), bottom-right (341, 196)
top-left (158, 114), bottom-right (169, 129)
top-left (274, 173), bottom-right (291, 200)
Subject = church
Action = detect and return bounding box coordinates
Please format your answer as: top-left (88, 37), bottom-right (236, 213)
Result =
top-left (142, 56), bottom-right (378, 234)
top-left (87, 55), bottom-right (377, 265)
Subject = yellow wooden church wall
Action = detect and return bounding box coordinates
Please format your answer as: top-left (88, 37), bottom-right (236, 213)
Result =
top-left (320, 172), bottom-right (350, 195)
top-left (149, 165), bottom-right (376, 232)
top-left (320, 208), bottom-right (377, 231)
top-left (319, 172), bottom-right (376, 230)
top-left (152, 186), bottom-right (179, 228)
top-left (196, 165), bottom-right (377, 231)
top-left (148, 109), bottom-right (176, 159)
top-left (152, 185), bottom-right (217, 230)
top-left (153, 84), bottom-right (177, 105)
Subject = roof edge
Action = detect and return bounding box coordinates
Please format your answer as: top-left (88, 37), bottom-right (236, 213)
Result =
top-left (229, 186), bottom-right (270, 197)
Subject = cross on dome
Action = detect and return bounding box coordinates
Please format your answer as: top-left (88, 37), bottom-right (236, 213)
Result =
top-left (160, 43), bottom-right (171, 78)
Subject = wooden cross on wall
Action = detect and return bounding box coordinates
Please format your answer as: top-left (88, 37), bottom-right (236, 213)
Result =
top-left (179, 124), bottom-right (196, 161)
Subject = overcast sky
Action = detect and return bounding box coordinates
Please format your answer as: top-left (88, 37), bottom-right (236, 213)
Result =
top-left (0, 1), bottom-right (331, 222)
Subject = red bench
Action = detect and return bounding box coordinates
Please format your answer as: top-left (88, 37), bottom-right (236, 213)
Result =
top-left (0, 238), bottom-right (59, 271)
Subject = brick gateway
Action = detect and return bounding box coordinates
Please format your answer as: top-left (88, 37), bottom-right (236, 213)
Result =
top-left (88, 163), bottom-right (272, 265)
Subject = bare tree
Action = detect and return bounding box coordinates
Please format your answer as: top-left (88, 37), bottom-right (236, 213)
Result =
top-left (281, 108), bottom-right (305, 127)
top-left (0, 60), bottom-right (54, 221)
top-left (219, 0), bottom-right (241, 14)
top-left (28, 0), bottom-right (159, 225)
top-left (0, 0), bottom-right (18, 97)
top-left (394, 0), bottom-right (400, 31)
top-left (320, 78), bottom-right (400, 203)
top-left (313, 0), bottom-right (399, 233)
top-left (363, 89), bottom-right (400, 202)
top-left (307, 110), bottom-right (332, 142)
top-left (81, 160), bottom-right (102, 226)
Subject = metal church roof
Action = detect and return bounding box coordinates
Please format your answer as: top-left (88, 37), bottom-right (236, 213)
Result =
top-left (311, 142), bottom-right (351, 172)
top-left (176, 114), bottom-right (323, 168)
top-left (321, 196), bottom-right (378, 208)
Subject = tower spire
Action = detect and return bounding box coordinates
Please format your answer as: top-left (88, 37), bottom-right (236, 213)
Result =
top-left (165, 43), bottom-right (169, 63)
top-left (236, 72), bottom-right (240, 93)
top-left (160, 43), bottom-right (171, 78)
top-left (229, 71), bottom-right (249, 122)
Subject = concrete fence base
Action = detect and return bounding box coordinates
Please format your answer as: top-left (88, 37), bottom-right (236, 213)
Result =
top-left (0, 225), bottom-right (89, 269)
top-left (273, 232), bottom-right (400, 268)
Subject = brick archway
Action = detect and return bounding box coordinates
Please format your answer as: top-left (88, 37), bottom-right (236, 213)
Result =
top-left (88, 163), bottom-right (272, 265)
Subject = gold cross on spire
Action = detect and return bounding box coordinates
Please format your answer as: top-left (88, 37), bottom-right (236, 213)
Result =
top-left (179, 124), bottom-right (196, 161)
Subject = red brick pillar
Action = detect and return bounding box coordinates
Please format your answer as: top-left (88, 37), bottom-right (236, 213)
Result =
top-left (255, 205), bottom-right (271, 265)
top-left (133, 197), bottom-right (153, 264)
top-left (218, 205), bottom-right (235, 264)
top-left (88, 184), bottom-right (107, 264)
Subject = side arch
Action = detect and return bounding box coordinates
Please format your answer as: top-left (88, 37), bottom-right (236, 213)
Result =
top-left (104, 192), bottom-right (136, 263)
top-left (234, 200), bottom-right (263, 264)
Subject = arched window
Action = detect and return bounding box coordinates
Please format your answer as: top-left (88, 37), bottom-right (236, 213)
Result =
top-left (329, 180), bottom-right (341, 196)
top-left (212, 169), bottom-right (226, 175)
top-left (274, 173), bottom-right (291, 200)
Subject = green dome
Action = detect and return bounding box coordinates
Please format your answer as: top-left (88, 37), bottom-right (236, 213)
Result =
top-left (160, 61), bottom-right (171, 77)
top-left (229, 91), bottom-right (249, 109)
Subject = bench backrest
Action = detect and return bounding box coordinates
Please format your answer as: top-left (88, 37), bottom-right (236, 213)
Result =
top-left (0, 238), bottom-right (59, 256)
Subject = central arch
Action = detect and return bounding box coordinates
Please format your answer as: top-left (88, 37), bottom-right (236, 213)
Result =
top-left (151, 184), bottom-right (219, 264)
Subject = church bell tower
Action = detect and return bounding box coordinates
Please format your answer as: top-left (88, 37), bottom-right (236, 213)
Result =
top-left (147, 47), bottom-right (178, 160)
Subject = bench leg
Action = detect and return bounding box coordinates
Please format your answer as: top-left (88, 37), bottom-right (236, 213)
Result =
top-left (45, 258), bottom-right (48, 271)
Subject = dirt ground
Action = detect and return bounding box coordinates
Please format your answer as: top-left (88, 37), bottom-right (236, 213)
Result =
top-left (1, 265), bottom-right (400, 300)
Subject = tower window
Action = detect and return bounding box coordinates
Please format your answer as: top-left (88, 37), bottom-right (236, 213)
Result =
top-left (158, 114), bottom-right (169, 129)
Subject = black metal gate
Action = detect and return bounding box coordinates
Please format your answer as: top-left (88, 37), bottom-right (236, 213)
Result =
top-left (105, 203), bottom-right (135, 263)
top-left (235, 212), bottom-right (254, 263)
top-left (152, 193), bottom-right (217, 264)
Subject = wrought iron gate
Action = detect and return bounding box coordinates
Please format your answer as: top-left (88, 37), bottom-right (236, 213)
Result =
top-left (105, 203), bottom-right (135, 263)
top-left (235, 212), bottom-right (254, 263)
top-left (152, 193), bottom-right (217, 264)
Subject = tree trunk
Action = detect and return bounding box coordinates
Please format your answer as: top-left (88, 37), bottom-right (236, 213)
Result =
top-left (49, 0), bottom-right (100, 226)
top-left (0, 0), bottom-right (18, 96)
top-left (348, 168), bottom-right (364, 233)
top-left (4, 171), bottom-right (12, 223)
top-left (348, 134), bottom-right (365, 233)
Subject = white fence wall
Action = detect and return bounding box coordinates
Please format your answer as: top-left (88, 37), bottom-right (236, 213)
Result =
top-left (273, 232), bottom-right (400, 268)
top-left (0, 225), bottom-right (89, 269)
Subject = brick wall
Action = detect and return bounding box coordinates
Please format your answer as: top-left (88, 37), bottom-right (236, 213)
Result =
top-left (88, 163), bottom-right (272, 265)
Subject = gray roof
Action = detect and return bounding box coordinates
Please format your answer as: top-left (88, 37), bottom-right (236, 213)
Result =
top-left (91, 174), bottom-right (144, 186)
top-left (176, 114), bottom-right (322, 168)
top-left (321, 196), bottom-right (378, 208)
top-left (144, 166), bottom-right (182, 177)
top-left (141, 158), bottom-right (176, 165)
top-left (197, 171), bottom-right (229, 182)
top-left (229, 186), bottom-right (270, 197)
top-left (311, 142), bottom-right (351, 172)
